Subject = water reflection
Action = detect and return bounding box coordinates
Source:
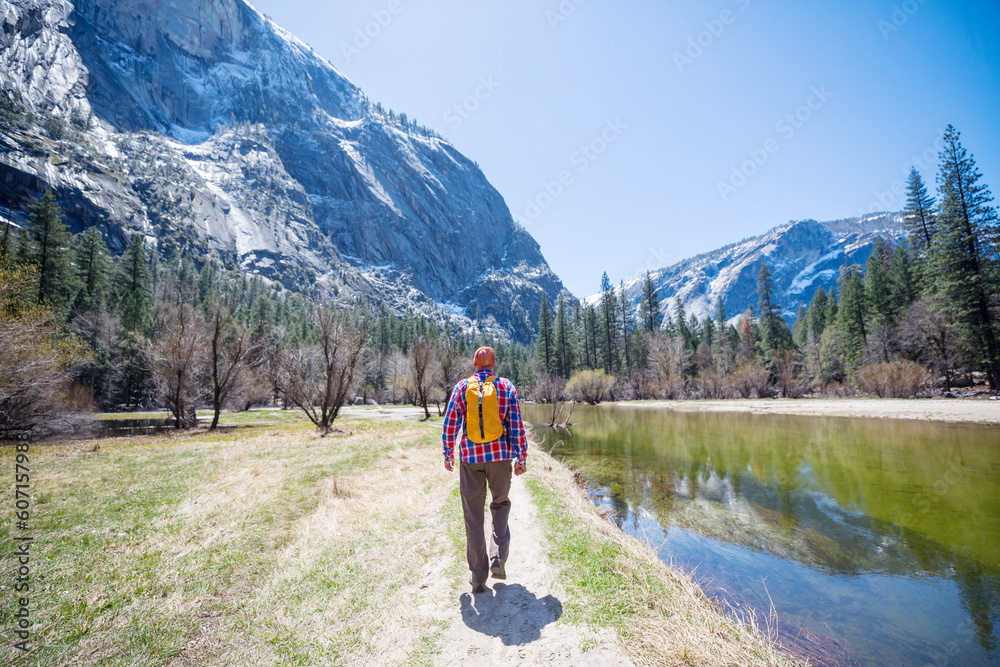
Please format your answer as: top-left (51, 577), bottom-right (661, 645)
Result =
top-left (525, 404), bottom-right (1000, 666)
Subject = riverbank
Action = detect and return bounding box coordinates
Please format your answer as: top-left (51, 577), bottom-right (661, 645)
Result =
top-left (0, 408), bottom-right (799, 666)
top-left (626, 397), bottom-right (1000, 424)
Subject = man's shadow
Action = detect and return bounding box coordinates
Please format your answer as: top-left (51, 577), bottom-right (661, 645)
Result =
top-left (459, 583), bottom-right (562, 646)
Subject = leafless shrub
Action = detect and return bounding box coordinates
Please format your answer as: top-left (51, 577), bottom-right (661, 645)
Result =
top-left (410, 337), bottom-right (438, 419)
top-left (853, 360), bottom-right (932, 398)
top-left (0, 262), bottom-right (90, 435)
top-left (437, 341), bottom-right (469, 407)
top-left (272, 308), bottom-right (369, 435)
top-left (695, 366), bottom-right (728, 399)
top-left (231, 367), bottom-right (274, 411)
top-left (384, 349), bottom-right (410, 404)
top-left (206, 297), bottom-right (262, 429)
top-left (531, 372), bottom-right (566, 404)
top-left (565, 369), bottom-right (615, 405)
top-left (147, 302), bottom-right (207, 429)
top-left (774, 350), bottom-right (809, 399)
top-left (626, 369), bottom-right (658, 400)
top-left (726, 362), bottom-right (771, 399)
top-left (896, 296), bottom-right (959, 391)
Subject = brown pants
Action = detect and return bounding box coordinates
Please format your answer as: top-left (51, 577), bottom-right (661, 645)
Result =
top-left (459, 460), bottom-right (512, 583)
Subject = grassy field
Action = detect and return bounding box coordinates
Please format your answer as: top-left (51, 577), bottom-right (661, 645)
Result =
top-left (1, 408), bottom-right (798, 666)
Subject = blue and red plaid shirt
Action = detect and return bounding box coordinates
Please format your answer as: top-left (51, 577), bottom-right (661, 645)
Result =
top-left (442, 369), bottom-right (528, 466)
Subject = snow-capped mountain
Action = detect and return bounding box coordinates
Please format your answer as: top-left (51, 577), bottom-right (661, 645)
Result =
top-left (596, 214), bottom-right (905, 326)
top-left (0, 0), bottom-right (566, 340)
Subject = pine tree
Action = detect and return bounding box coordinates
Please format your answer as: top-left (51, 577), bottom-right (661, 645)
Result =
top-left (808, 287), bottom-right (829, 341)
top-left (687, 313), bottom-right (701, 349)
top-left (757, 264), bottom-right (793, 352)
top-left (793, 303), bottom-right (809, 348)
top-left (674, 297), bottom-right (694, 350)
top-left (701, 315), bottom-right (716, 348)
top-left (932, 125), bottom-right (1000, 389)
top-left (197, 257), bottom-right (219, 307)
top-left (864, 238), bottom-right (894, 325)
top-left (117, 233), bottom-right (153, 333)
top-left (638, 271), bottom-right (662, 332)
top-left (553, 293), bottom-right (574, 378)
top-left (837, 265), bottom-right (868, 370)
top-left (887, 242), bottom-right (917, 315)
top-left (536, 293), bottom-right (554, 374)
top-left (583, 304), bottom-right (600, 370)
top-left (73, 227), bottom-right (112, 313)
top-left (619, 282), bottom-right (635, 371)
top-left (714, 295), bottom-right (727, 331)
top-left (903, 167), bottom-right (937, 254)
top-left (25, 191), bottom-right (77, 312)
top-left (825, 286), bottom-right (838, 323)
top-left (599, 272), bottom-right (619, 373)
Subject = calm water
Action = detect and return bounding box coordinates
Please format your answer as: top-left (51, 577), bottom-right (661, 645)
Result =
top-left (524, 403), bottom-right (1000, 667)
top-left (92, 418), bottom-right (173, 437)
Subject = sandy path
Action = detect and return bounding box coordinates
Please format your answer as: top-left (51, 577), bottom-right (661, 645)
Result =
top-left (630, 398), bottom-right (1000, 424)
top-left (427, 473), bottom-right (631, 666)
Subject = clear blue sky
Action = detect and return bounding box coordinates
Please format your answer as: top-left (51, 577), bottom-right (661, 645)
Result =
top-left (248, 0), bottom-right (1000, 298)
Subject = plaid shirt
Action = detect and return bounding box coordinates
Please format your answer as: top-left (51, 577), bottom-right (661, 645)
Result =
top-left (442, 369), bottom-right (528, 466)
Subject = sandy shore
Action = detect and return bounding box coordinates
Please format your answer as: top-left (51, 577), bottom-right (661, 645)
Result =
top-left (624, 398), bottom-right (1000, 424)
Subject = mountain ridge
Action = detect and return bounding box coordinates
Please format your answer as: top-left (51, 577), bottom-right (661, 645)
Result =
top-left (590, 213), bottom-right (905, 326)
top-left (0, 0), bottom-right (568, 341)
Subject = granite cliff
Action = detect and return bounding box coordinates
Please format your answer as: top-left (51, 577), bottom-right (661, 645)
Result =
top-left (0, 0), bottom-right (567, 340)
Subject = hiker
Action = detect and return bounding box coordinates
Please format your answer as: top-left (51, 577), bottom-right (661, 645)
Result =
top-left (442, 346), bottom-right (528, 594)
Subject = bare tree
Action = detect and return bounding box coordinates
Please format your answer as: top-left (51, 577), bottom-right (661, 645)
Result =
top-left (437, 340), bottom-right (469, 407)
top-left (647, 334), bottom-right (690, 399)
top-left (774, 350), bottom-right (809, 398)
top-left (206, 297), bottom-right (261, 430)
top-left (273, 308), bottom-right (369, 435)
top-left (147, 303), bottom-right (207, 429)
top-left (385, 349), bottom-right (410, 404)
top-left (410, 337), bottom-right (437, 419)
top-left (898, 296), bottom-right (959, 391)
top-left (726, 362), bottom-right (771, 399)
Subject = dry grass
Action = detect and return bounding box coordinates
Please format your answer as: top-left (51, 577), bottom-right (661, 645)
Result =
top-left (0, 416), bottom-right (458, 666)
top-left (525, 448), bottom-right (804, 667)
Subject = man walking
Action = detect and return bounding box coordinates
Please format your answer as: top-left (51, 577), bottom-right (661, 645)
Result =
top-left (442, 346), bottom-right (527, 594)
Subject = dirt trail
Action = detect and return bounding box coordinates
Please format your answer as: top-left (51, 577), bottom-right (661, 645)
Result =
top-left (410, 472), bottom-right (631, 666)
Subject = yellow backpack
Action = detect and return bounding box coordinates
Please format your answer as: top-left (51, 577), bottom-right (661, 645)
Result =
top-left (465, 373), bottom-right (504, 443)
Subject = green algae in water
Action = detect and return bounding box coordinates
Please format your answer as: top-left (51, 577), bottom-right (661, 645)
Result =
top-left (525, 403), bottom-right (1000, 666)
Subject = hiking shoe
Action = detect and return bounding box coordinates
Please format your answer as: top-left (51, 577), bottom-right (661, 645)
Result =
top-left (490, 557), bottom-right (506, 580)
top-left (469, 575), bottom-right (487, 594)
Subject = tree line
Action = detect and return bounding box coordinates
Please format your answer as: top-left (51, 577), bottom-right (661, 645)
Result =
top-left (0, 198), bottom-right (533, 435)
top-left (531, 125), bottom-right (999, 402)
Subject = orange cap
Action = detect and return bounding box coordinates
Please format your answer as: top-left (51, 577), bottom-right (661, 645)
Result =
top-left (473, 346), bottom-right (496, 369)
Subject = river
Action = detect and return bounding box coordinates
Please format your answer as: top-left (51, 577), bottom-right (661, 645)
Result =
top-left (523, 403), bottom-right (1000, 666)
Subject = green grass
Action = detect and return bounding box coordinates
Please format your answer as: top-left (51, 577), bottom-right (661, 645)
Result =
top-left (525, 477), bottom-right (669, 634)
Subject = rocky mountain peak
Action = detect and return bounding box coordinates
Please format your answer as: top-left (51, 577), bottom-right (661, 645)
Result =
top-left (0, 0), bottom-right (569, 341)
